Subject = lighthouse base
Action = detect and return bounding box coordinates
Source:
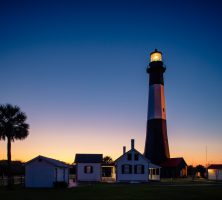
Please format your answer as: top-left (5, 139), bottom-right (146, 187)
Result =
top-left (144, 119), bottom-right (170, 165)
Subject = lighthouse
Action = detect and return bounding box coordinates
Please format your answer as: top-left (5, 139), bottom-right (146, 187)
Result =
top-left (144, 49), bottom-right (170, 165)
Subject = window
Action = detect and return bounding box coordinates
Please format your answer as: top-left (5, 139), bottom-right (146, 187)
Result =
top-left (84, 166), bottom-right (93, 174)
top-left (127, 153), bottom-right (132, 160)
top-left (134, 165), bottom-right (144, 174)
top-left (55, 168), bottom-right (58, 181)
top-left (63, 169), bottom-right (66, 181)
top-left (124, 165), bottom-right (130, 174)
top-left (122, 164), bottom-right (132, 174)
top-left (134, 154), bottom-right (139, 161)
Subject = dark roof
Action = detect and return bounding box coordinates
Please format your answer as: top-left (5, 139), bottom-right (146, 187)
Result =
top-left (26, 155), bottom-right (69, 168)
top-left (208, 164), bottom-right (222, 169)
top-left (75, 154), bottom-right (103, 163)
top-left (114, 149), bottom-right (150, 163)
top-left (160, 157), bottom-right (187, 168)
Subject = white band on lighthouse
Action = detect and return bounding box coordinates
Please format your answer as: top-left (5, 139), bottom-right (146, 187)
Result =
top-left (148, 84), bottom-right (166, 120)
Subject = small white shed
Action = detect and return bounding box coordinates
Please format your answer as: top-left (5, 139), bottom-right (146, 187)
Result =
top-left (208, 164), bottom-right (222, 181)
top-left (25, 155), bottom-right (69, 188)
top-left (75, 154), bottom-right (103, 182)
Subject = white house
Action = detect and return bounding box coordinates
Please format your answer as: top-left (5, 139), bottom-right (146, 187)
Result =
top-left (74, 154), bottom-right (103, 182)
top-left (25, 155), bottom-right (69, 188)
top-left (115, 139), bottom-right (161, 182)
top-left (208, 164), bottom-right (222, 181)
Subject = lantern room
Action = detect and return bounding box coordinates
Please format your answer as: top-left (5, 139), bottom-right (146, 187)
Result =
top-left (150, 49), bottom-right (162, 62)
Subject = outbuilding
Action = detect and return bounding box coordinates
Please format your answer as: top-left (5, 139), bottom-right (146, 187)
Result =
top-left (74, 154), bottom-right (103, 182)
top-left (25, 155), bottom-right (69, 188)
top-left (208, 164), bottom-right (222, 181)
top-left (160, 157), bottom-right (187, 178)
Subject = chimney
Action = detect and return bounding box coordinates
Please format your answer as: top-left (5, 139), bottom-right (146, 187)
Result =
top-left (123, 146), bottom-right (126, 154)
top-left (131, 139), bottom-right (135, 150)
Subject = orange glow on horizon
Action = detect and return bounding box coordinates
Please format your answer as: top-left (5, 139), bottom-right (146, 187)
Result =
top-left (0, 121), bottom-right (221, 167)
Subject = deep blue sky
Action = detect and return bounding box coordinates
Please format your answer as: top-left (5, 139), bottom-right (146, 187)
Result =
top-left (0, 0), bottom-right (222, 165)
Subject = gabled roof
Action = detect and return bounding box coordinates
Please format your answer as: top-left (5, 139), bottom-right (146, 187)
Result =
top-left (160, 157), bottom-right (187, 168)
top-left (114, 148), bottom-right (150, 163)
top-left (74, 154), bottom-right (103, 163)
top-left (208, 164), bottom-right (222, 169)
top-left (25, 155), bottom-right (69, 168)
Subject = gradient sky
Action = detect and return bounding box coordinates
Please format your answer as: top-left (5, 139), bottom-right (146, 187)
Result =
top-left (0, 0), bottom-right (222, 166)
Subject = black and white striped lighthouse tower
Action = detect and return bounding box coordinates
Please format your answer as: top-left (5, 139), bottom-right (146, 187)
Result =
top-left (144, 49), bottom-right (170, 165)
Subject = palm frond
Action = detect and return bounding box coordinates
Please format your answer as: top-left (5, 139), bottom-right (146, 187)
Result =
top-left (0, 104), bottom-right (29, 141)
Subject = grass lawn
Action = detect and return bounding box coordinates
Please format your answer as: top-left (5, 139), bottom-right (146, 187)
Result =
top-left (1, 182), bottom-right (222, 200)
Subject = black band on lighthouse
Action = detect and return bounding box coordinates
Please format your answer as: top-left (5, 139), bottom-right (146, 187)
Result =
top-left (147, 61), bottom-right (166, 85)
top-left (144, 119), bottom-right (170, 164)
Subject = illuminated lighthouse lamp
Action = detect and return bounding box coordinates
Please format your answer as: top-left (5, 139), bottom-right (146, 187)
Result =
top-left (150, 49), bottom-right (162, 62)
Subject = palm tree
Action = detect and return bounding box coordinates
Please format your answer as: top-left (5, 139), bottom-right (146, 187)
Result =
top-left (0, 104), bottom-right (29, 188)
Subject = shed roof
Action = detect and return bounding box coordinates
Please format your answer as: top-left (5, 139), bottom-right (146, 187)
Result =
top-left (160, 157), bottom-right (187, 168)
top-left (26, 155), bottom-right (69, 168)
top-left (208, 164), bottom-right (222, 169)
top-left (75, 154), bottom-right (103, 163)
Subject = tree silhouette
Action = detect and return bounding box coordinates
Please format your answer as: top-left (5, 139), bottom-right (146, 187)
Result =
top-left (195, 165), bottom-right (206, 178)
top-left (102, 156), bottom-right (113, 165)
top-left (0, 104), bottom-right (29, 188)
top-left (102, 156), bottom-right (114, 177)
